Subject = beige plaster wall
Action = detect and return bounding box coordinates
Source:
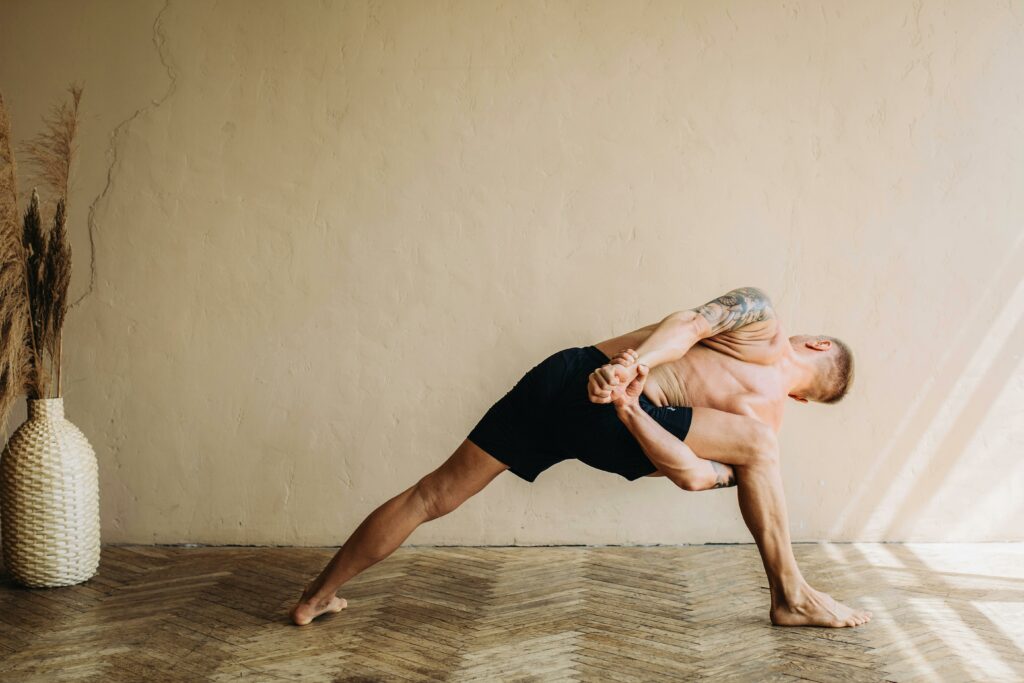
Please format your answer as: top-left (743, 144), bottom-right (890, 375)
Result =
top-left (1, 0), bottom-right (1021, 545)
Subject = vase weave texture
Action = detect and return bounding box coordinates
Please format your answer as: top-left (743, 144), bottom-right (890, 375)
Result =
top-left (1, 398), bottom-right (100, 587)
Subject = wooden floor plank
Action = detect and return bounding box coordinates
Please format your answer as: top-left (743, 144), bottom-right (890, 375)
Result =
top-left (1, 543), bottom-right (1022, 682)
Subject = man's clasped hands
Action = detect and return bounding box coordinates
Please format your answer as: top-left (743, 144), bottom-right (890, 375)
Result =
top-left (587, 348), bottom-right (649, 408)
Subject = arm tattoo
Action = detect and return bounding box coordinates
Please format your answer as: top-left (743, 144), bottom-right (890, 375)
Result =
top-left (692, 287), bottom-right (774, 336)
top-left (710, 461), bottom-right (737, 489)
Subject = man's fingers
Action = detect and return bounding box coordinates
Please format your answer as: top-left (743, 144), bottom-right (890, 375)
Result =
top-left (589, 361), bottom-right (642, 404)
top-left (629, 366), bottom-right (648, 388)
top-left (610, 349), bottom-right (640, 370)
top-left (590, 370), bottom-right (614, 390)
top-left (610, 350), bottom-right (637, 366)
top-left (588, 373), bottom-right (614, 403)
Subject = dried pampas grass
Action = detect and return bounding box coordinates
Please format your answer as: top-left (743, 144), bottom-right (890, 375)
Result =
top-left (19, 85), bottom-right (80, 402)
top-left (20, 85), bottom-right (81, 213)
top-left (0, 85), bottom-right (81, 431)
top-left (22, 189), bottom-right (51, 399)
top-left (0, 92), bottom-right (34, 433)
top-left (47, 198), bottom-right (72, 396)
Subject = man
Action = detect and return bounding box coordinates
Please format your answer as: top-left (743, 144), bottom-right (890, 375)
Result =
top-left (290, 287), bottom-right (872, 629)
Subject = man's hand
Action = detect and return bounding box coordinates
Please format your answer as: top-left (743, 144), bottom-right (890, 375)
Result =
top-left (611, 361), bottom-right (649, 411)
top-left (588, 348), bottom-right (641, 404)
top-left (586, 347), bottom-right (650, 408)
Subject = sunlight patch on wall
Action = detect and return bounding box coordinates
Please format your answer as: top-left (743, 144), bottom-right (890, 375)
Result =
top-left (859, 274), bottom-right (1024, 537)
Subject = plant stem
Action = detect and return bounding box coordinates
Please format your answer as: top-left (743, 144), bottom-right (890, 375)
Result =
top-left (55, 330), bottom-right (62, 398)
top-left (19, 257), bottom-right (42, 399)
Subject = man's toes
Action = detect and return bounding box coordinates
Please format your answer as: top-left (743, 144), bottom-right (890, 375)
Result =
top-left (324, 597), bottom-right (348, 615)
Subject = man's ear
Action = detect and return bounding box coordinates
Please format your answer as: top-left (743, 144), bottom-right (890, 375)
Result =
top-left (788, 394), bottom-right (809, 404)
top-left (805, 338), bottom-right (832, 352)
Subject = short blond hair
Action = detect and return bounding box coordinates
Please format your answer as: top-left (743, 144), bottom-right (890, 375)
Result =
top-left (820, 337), bottom-right (854, 404)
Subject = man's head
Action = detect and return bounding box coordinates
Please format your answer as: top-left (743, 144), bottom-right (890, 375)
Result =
top-left (788, 335), bottom-right (854, 404)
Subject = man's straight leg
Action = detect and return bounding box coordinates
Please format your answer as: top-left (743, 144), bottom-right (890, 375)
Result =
top-left (290, 439), bottom-right (508, 625)
top-left (288, 346), bottom-right (579, 623)
top-left (683, 408), bottom-right (872, 627)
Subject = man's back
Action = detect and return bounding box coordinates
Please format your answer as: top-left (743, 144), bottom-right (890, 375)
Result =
top-left (594, 316), bottom-right (791, 431)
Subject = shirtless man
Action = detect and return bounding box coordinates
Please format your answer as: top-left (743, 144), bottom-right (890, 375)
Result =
top-left (290, 287), bottom-right (872, 629)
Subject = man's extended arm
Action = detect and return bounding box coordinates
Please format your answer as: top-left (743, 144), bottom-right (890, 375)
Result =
top-left (610, 363), bottom-right (737, 490)
top-left (633, 286), bottom-right (776, 369)
top-left (617, 401), bottom-right (736, 490)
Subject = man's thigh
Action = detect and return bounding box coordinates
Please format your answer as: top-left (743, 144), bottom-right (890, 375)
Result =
top-left (683, 407), bottom-right (770, 466)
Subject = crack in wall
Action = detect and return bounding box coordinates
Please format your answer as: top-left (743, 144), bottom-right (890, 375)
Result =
top-left (71, 0), bottom-right (178, 308)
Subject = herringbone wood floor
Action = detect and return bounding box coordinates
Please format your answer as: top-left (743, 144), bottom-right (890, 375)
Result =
top-left (1, 544), bottom-right (1022, 682)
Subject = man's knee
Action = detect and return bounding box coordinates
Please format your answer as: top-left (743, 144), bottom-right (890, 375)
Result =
top-left (413, 472), bottom-right (462, 521)
top-left (743, 422), bottom-right (780, 468)
top-left (674, 470), bottom-right (718, 492)
top-left (412, 440), bottom-right (506, 521)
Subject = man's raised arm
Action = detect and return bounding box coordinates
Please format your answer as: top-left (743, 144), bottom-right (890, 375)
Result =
top-left (589, 287), bottom-right (776, 403)
top-left (633, 286), bottom-right (776, 369)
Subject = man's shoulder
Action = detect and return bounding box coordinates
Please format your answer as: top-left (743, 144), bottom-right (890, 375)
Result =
top-left (699, 321), bottom-right (787, 365)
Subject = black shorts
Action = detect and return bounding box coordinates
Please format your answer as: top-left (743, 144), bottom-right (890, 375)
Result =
top-left (467, 345), bottom-right (693, 482)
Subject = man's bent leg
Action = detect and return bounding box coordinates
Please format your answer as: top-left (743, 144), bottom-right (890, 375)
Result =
top-left (684, 408), bottom-right (871, 628)
top-left (290, 439), bottom-right (508, 625)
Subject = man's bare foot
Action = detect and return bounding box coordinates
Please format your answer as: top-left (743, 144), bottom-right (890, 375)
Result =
top-left (289, 594), bottom-right (348, 626)
top-left (770, 586), bottom-right (872, 628)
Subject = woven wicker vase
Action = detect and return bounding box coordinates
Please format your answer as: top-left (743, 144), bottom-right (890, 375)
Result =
top-left (0, 398), bottom-right (100, 587)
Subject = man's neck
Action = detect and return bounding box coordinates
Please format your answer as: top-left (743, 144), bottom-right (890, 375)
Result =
top-left (780, 346), bottom-right (817, 397)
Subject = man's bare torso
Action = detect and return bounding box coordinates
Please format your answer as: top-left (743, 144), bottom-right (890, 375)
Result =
top-left (594, 320), bottom-right (791, 432)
